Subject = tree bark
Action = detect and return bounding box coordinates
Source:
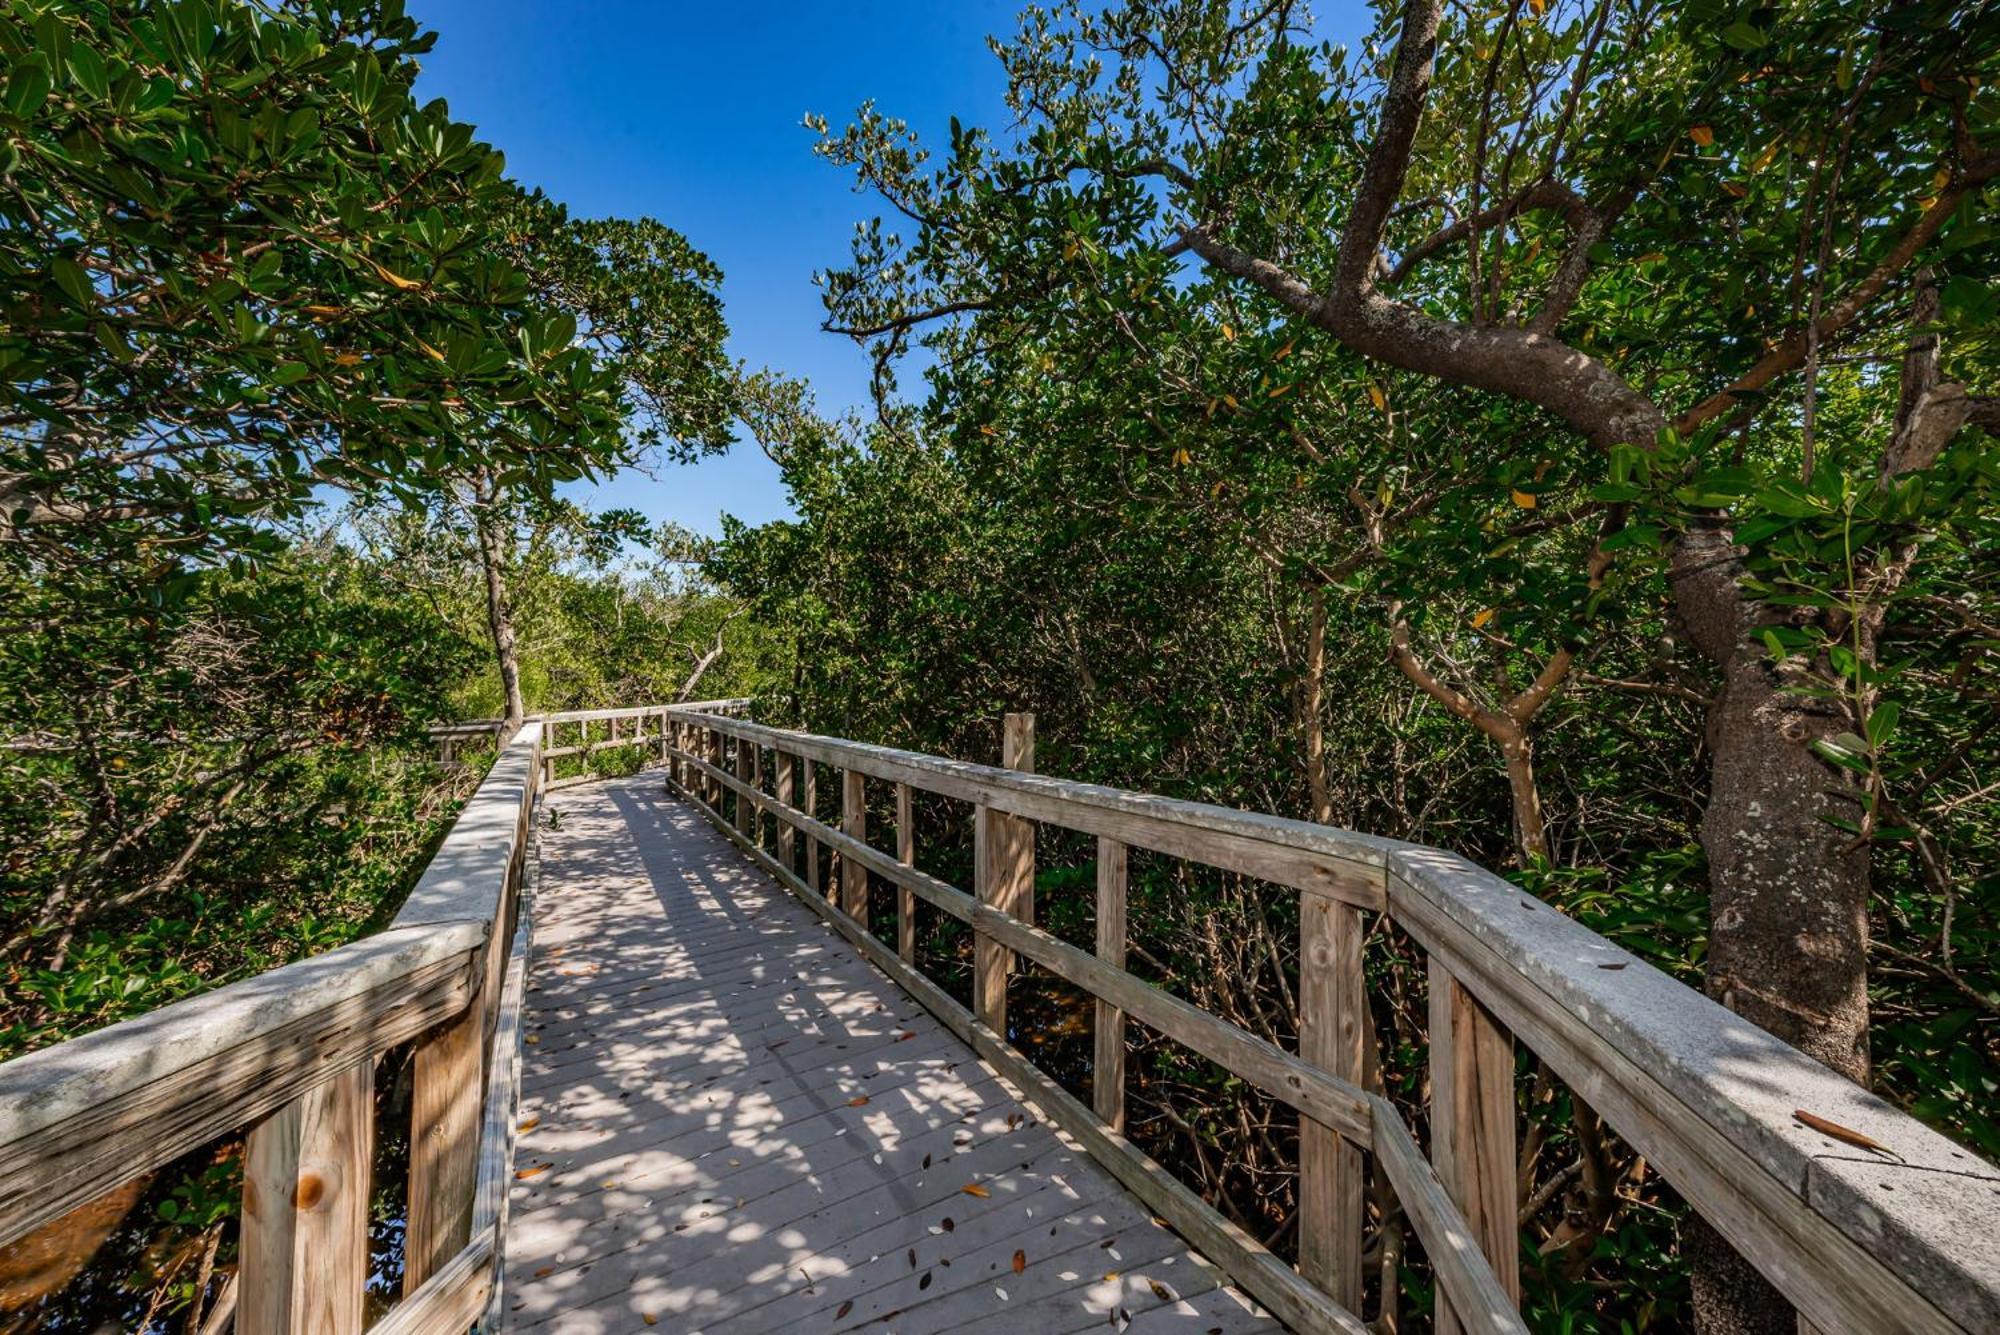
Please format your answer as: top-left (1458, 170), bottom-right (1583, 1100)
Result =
top-left (1297, 588), bottom-right (1334, 825)
top-left (471, 478), bottom-right (526, 730)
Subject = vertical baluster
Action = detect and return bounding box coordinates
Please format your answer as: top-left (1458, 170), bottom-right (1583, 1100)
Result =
top-left (805, 762), bottom-right (821, 895)
top-left (1093, 835), bottom-right (1127, 1131)
top-left (1430, 958), bottom-right (1520, 1333)
top-left (896, 781), bottom-right (916, 962)
top-left (974, 712), bottom-right (1035, 1034)
top-left (735, 735), bottom-right (754, 839)
top-left (840, 769), bottom-right (867, 920)
top-left (240, 1059), bottom-right (373, 1334)
top-left (776, 751), bottom-right (797, 874)
top-left (1299, 889), bottom-right (1366, 1310)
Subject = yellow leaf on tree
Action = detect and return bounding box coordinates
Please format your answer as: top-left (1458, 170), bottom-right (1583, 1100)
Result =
top-left (1221, 322), bottom-right (1235, 342)
top-left (1635, 252), bottom-right (1666, 264)
top-left (1268, 383), bottom-right (1293, 398)
top-left (302, 304), bottom-right (343, 317)
top-left (1221, 393), bottom-right (1238, 410)
top-left (332, 352), bottom-right (363, 366)
top-left (1273, 340), bottom-right (1294, 361)
top-left (417, 338), bottom-right (447, 362)
top-left (1511, 489), bottom-right (1537, 509)
top-left (1171, 447), bottom-right (1192, 467)
top-left (1063, 237), bottom-right (1079, 261)
top-left (1689, 125), bottom-right (1715, 147)
top-left (1367, 384), bottom-right (1387, 412)
top-left (1471, 609), bottom-right (1496, 629)
top-left (368, 257), bottom-right (424, 290)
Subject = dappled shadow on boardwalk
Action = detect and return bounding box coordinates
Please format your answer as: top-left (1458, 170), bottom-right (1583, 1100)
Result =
top-left (501, 774), bottom-right (1279, 1334)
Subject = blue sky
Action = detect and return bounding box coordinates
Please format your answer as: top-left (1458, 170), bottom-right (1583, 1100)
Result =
top-left (408, 1), bottom-right (1022, 535)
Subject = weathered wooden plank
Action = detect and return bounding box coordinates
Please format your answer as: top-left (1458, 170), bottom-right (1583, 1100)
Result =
top-left (239, 1058), bottom-right (373, 1335)
top-left (1369, 1095), bottom-right (1528, 1335)
top-left (777, 750), bottom-right (798, 875)
top-left (840, 767), bottom-right (867, 920)
top-left (1094, 836), bottom-right (1128, 1132)
top-left (897, 780), bottom-right (917, 963)
top-left (391, 722), bottom-right (539, 930)
top-left (0, 924), bottom-right (478, 1249)
top-left (406, 980), bottom-right (485, 1292)
top-left (804, 758), bottom-right (821, 894)
top-left (1428, 958), bottom-right (1519, 1335)
top-left (371, 1230), bottom-right (495, 1335)
top-left (974, 715), bottom-right (1036, 1035)
top-left (1298, 888), bottom-right (1365, 1310)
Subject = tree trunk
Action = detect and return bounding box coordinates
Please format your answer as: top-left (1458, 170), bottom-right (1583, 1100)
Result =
top-left (1496, 730), bottom-right (1548, 864)
top-left (472, 483), bottom-right (526, 730)
top-left (1672, 523), bottom-right (1871, 1332)
top-left (1297, 588), bottom-right (1334, 824)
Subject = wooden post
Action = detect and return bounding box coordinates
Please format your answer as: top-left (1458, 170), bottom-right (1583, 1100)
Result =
top-left (776, 751), bottom-right (797, 874)
top-left (1093, 836), bottom-right (1127, 1131)
top-left (804, 762), bottom-right (821, 895)
top-left (896, 782), bottom-right (916, 963)
top-left (839, 769), bottom-right (867, 920)
top-left (705, 727), bottom-right (721, 809)
top-left (1429, 958), bottom-right (1520, 1333)
top-left (406, 1002), bottom-right (482, 1292)
top-left (1298, 889), bottom-right (1366, 1311)
top-left (239, 1059), bottom-right (373, 1335)
top-left (975, 712), bottom-right (1035, 1034)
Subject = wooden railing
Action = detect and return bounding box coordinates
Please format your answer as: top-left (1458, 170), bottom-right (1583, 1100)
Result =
top-left (0, 702), bottom-right (756, 1332)
top-left (652, 704), bottom-right (2000, 1335)
top-left (0, 723), bottom-right (552, 1333)
top-left (6, 700), bottom-right (1991, 1333)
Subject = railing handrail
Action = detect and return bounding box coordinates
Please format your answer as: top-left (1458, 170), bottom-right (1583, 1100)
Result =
top-left (657, 704), bottom-right (2000, 1335)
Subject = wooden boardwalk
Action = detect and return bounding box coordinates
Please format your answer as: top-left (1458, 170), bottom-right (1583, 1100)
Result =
top-left (501, 774), bottom-right (1282, 1334)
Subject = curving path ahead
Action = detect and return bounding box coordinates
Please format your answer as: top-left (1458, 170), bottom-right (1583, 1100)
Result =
top-left (500, 773), bottom-right (1281, 1334)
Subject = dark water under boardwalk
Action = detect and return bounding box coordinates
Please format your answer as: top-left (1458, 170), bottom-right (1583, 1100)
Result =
top-left (503, 773), bottom-right (1281, 1334)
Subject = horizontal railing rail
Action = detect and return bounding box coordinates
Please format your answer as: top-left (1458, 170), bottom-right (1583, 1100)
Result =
top-left (654, 704), bottom-right (2000, 1335)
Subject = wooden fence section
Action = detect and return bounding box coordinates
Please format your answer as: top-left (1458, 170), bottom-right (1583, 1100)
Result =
top-left (0, 722), bottom-right (549, 1333)
top-left (656, 703), bottom-right (2000, 1335)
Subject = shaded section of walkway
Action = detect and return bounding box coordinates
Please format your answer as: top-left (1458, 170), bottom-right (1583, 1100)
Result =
top-left (501, 774), bottom-right (1281, 1334)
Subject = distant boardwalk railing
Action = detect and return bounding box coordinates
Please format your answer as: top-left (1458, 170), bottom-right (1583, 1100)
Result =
top-left (645, 703), bottom-right (2000, 1335)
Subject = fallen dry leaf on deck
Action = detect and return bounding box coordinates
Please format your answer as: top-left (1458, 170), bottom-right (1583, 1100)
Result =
top-left (1012, 1249), bottom-right (1027, 1274)
top-left (1794, 1109), bottom-right (1890, 1153)
top-left (517, 1116), bottom-right (541, 1132)
top-left (961, 1183), bottom-right (990, 1198)
top-left (848, 1095), bottom-right (871, 1107)
top-left (515, 1162), bottom-right (553, 1180)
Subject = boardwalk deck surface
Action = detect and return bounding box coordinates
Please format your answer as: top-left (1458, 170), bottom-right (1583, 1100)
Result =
top-left (502, 774), bottom-right (1283, 1334)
